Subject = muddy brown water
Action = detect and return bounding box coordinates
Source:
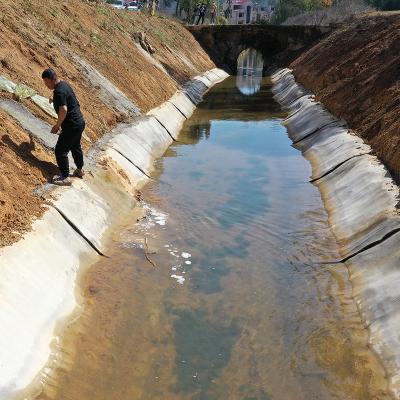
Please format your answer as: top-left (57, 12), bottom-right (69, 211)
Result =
top-left (35, 77), bottom-right (389, 400)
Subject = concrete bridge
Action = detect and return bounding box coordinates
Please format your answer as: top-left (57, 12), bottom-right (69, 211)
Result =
top-left (187, 25), bottom-right (335, 73)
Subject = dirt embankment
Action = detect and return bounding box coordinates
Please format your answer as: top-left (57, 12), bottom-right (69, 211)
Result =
top-left (0, 0), bottom-right (214, 246)
top-left (291, 13), bottom-right (400, 181)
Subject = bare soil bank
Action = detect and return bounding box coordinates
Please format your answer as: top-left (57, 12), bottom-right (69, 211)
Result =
top-left (0, 0), bottom-right (214, 246)
top-left (291, 12), bottom-right (400, 183)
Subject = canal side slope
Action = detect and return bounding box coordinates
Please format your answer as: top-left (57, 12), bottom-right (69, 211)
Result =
top-left (273, 18), bottom-right (400, 393)
top-left (0, 0), bottom-right (214, 247)
top-left (271, 68), bottom-right (400, 398)
top-left (290, 12), bottom-right (400, 181)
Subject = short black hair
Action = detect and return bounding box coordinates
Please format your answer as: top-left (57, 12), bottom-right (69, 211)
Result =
top-left (41, 68), bottom-right (57, 80)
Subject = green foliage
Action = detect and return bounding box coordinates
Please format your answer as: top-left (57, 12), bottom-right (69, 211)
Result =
top-left (90, 31), bottom-right (103, 45)
top-left (152, 27), bottom-right (173, 45)
top-left (272, 0), bottom-right (305, 23)
top-left (14, 84), bottom-right (36, 102)
top-left (258, 15), bottom-right (271, 24)
top-left (272, 0), bottom-right (328, 23)
top-left (367, 0), bottom-right (400, 9)
top-left (177, 0), bottom-right (217, 22)
top-left (21, 0), bottom-right (38, 16)
top-left (99, 4), bottom-right (113, 15)
top-left (100, 19), bottom-right (123, 32)
top-left (177, 0), bottom-right (197, 20)
top-left (217, 15), bottom-right (228, 24)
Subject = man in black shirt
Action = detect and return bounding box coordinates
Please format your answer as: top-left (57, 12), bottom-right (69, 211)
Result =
top-left (42, 68), bottom-right (85, 186)
top-left (196, 3), bottom-right (207, 24)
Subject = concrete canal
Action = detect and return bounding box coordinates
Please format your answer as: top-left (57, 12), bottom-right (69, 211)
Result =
top-left (36, 77), bottom-right (389, 400)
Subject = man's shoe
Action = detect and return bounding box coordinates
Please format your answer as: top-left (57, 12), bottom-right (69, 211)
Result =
top-left (72, 169), bottom-right (85, 178)
top-left (52, 175), bottom-right (72, 186)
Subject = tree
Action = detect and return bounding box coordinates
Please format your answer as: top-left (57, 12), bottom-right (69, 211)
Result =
top-left (272, 0), bottom-right (332, 23)
top-left (367, 0), bottom-right (400, 9)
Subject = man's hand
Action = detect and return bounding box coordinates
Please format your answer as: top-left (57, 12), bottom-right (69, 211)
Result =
top-left (51, 125), bottom-right (60, 134)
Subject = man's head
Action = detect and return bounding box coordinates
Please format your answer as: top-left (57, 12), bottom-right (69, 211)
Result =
top-left (42, 68), bottom-right (58, 90)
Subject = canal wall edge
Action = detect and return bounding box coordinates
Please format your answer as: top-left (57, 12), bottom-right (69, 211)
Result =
top-left (0, 68), bottom-right (229, 400)
top-left (271, 68), bottom-right (400, 399)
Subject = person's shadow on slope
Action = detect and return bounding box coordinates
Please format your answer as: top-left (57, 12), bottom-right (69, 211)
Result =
top-left (1, 134), bottom-right (58, 181)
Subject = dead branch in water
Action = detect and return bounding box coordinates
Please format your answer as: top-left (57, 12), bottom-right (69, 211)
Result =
top-left (144, 237), bottom-right (157, 268)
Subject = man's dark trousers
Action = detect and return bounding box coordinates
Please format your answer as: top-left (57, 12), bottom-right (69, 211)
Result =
top-left (55, 122), bottom-right (85, 178)
top-left (196, 13), bottom-right (205, 24)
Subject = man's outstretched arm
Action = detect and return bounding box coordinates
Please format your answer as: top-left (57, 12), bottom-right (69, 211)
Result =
top-left (51, 105), bottom-right (67, 134)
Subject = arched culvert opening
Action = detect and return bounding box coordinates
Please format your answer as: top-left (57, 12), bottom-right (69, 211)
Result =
top-left (236, 48), bottom-right (264, 96)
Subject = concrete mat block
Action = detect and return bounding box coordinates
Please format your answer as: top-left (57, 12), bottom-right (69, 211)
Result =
top-left (0, 75), bottom-right (16, 93)
top-left (30, 95), bottom-right (58, 118)
top-left (204, 70), bottom-right (225, 84)
top-left (272, 71), bottom-right (310, 109)
top-left (211, 68), bottom-right (230, 80)
top-left (272, 78), bottom-right (295, 97)
top-left (0, 207), bottom-right (96, 398)
top-left (345, 234), bottom-right (400, 392)
top-left (274, 83), bottom-right (309, 108)
top-left (193, 74), bottom-right (213, 88)
top-left (347, 233), bottom-right (400, 324)
top-left (148, 101), bottom-right (186, 140)
top-left (52, 153), bottom-right (149, 255)
top-left (286, 95), bottom-right (315, 115)
top-left (272, 74), bottom-right (295, 95)
top-left (182, 79), bottom-right (208, 105)
top-left (104, 148), bottom-right (149, 188)
top-left (0, 99), bottom-right (56, 149)
top-left (119, 117), bottom-right (173, 159)
top-left (316, 155), bottom-right (400, 256)
top-left (296, 125), bottom-right (371, 180)
top-left (272, 70), bottom-right (295, 86)
top-left (284, 102), bottom-right (343, 142)
top-left (203, 70), bottom-right (219, 83)
top-left (168, 92), bottom-right (196, 119)
top-left (271, 68), bottom-right (292, 82)
top-left (70, 53), bottom-right (140, 118)
top-left (51, 180), bottom-right (113, 253)
top-left (108, 133), bottom-right (153, 176)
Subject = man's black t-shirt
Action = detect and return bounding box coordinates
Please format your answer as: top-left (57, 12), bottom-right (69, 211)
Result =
top-left (53, 81), bottom-right (84, 129)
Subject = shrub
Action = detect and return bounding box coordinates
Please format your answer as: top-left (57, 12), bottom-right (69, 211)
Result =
top-left (280, 0), bottom-right (374, 25)
top-left (217, 15), bottom-right (228, 24)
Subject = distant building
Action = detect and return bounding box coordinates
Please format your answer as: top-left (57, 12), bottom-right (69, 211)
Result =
top-left (224, 0), bottom-right (274, 24)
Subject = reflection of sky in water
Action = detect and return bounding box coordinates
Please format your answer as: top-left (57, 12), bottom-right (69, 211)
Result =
top-left (160, 116), bottom-right (300, 296)
top-left (236, 48), bottom-right (264, 96)
top-left (210, 119), bottom-right (297, 157)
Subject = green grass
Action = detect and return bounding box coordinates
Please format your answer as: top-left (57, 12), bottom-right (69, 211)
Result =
top-left (90, 31), bottom-right (103, 46)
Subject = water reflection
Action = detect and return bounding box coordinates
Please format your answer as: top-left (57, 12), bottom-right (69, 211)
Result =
top-left (236, 48), bottom-right (264, 96)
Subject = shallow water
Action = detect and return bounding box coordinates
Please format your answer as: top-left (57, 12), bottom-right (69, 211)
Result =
top-left (37, 77), bottom-right (389, 400)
